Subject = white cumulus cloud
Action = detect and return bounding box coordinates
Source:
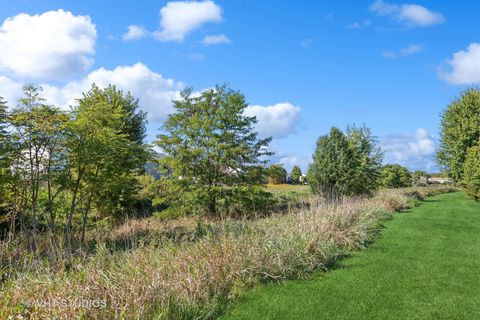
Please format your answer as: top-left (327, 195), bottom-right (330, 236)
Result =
top-left (381, 128), bottom-right (437, 171)
top-left (0, 75), bottom-right (23, 106)
top-left (274, 153), bottom-right (311, 173)
top-left (439, 42), bottom-right (480, 85)
top-left (154, 0), bottom-right (222, 42)
top-left (122, 25), bottom-right (147, 41)
top-left (40, 63), bottom-right (184, 121)
top-left (202, 34), bottom-right (231, 45)
top-left (0, 9), bottom-right (96, 80)
top-left (370, 0), bottom-right (445, 28)
top-left (244, 102), bottom-right (301, 139)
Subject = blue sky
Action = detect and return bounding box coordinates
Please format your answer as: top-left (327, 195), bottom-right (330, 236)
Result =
top-left (0, 0), bottom-right (478, 173)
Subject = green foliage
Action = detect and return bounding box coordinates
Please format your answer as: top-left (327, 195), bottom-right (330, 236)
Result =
top-left (155, 85), bottom-right (272, 216)
top-left (8, 85), bottom-right (70, 244)
top-left (0, 83), bottom-right (150, 253)
top-left (345, 125), bottom-right (383, 194)
top-left (437, 88), bottom-right (480, 183)
top-left (380, 164), bottom-right (412, 188)
top-left (308, 125), bottom-right (382, 198)
top-left (0, 97), bottom-right (10, 181)
top-left (267, 164), bottom-right (287, 184)
top-left (463, 146), bottom-right (480, 201)
top-left (289, 166), bottom-right (302, 184)
top-left (0, 97), bottom-right (12, 223)
top-left (412, 170), bottom-right (430, 186)
top-left (68, 84), bottom-right (149, 219)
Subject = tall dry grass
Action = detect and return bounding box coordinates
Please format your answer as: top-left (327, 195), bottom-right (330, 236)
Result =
top-left (0, 186), bottom-right (455, 319)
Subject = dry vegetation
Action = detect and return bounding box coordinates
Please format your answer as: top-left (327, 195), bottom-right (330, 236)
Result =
top-left (0, 186), bottom-right (455, 319)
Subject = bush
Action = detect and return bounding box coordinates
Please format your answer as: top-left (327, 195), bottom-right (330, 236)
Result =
top-left (380, 164), bottom-right (412, 188)
top-left (308, 126), bottom-right (382, 199)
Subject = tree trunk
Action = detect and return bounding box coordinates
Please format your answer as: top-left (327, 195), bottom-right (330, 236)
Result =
top-left (65, 171), bottom-right (82, 254)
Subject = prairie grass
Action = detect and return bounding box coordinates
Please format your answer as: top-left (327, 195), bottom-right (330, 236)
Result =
top-left (0, 186), bottom-right (455, 319)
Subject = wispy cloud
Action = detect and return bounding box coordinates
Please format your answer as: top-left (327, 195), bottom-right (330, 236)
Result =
top-left (188, 52), bottom-right (206, 61)
top-left (301, 38), bottom-right (313, 49)
top-left (202, 34), bottom-right (231, 45)
top-left (370, 0), bottom-right (445, 28)
top-left (122, 25), bottom-right (147, 41)
top-left (347, 19), bottom-right (372, 29)
top-left (382, 43), bottom-right (424, 59)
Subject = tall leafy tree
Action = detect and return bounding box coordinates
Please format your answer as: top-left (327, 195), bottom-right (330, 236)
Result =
top-left (289, 165), bottom-right (302, 184)
top-left (379, 164), bottom-right (412, 188)
top-left (437, 88), bottom-right (480, 182)
top-left (267, 164), bottom-right (287, 184)
top-left (0, 97), bottom-right (10, 181)
top-left (308, 126), bottom-right (382, 198)
top-left (346, 125), bottom-right (383, 194)
top-left (9, 85), bottom-right (70, 252)
top-left (155, 85), bottom-right (272, 216)
top-left (66, 84), bottom-right (149, 249)
top-left (0, 97), bottom-right (12, 228)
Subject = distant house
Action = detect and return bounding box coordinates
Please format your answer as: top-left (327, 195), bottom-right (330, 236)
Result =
top-left (428, 176), bottom-right (452, 184)
top-left (299, 174), bottom-right (307, 184)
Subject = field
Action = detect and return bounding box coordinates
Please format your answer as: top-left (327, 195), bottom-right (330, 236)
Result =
top-left (222, 192), bottom-right (480, 320)
top-left (0, 186), bottom-right (456, 319)
top-left (264, 184), bottom-right (310, 195)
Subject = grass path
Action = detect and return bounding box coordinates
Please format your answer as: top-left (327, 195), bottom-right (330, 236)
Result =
top-left (222, 192), bottom-right (480, 320)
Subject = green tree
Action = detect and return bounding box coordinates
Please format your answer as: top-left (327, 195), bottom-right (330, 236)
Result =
top-left (289, 165), bottom-right (302, 184)
top-left (437, 88), bottom-right (480, 183)
top-left (346, 125), bottom-right (383, 194)
top-left (155, 85), bottom-right (272, 216)
top-left (379, 164), bottom-right (412, 188)
top-left (65, 84), bottom-right (149, 249)
top-left (9, 85), bottom-right (70, 252)
top-left (463, 146), bottom-right (480, 201)
top-left (0, 97), bottom-right (10, 183)
top-left (0, 97), bottom-right (12, 231)
top-left (267, 164), bottom-right (287, 184)
top-left (308, 126), bottom-right (382, 198)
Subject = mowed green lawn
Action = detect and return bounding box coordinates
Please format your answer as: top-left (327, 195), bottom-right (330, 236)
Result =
top-left (222, 192), bottom-right (480, 320)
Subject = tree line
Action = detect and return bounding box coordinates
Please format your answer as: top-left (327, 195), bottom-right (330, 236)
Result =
top-left (0, 84), bottom-right (149, 255)
top-left (1, 83), bottom-right (477, 258)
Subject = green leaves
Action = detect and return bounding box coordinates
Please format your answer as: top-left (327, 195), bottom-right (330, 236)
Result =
top-left (308, 126), bottom-right (382, 198)
top-left (437, 88), bottom-right (480, 182)
top-left (155, 85), bottom-right (272, 216)
top-left (463, 146), bottom-right (480, 200)
top-left (267, 164), bottom-right (287, 184)
top-left (69, 84), bottom-right (150, 218)
top-left (379, 164), bottom-right (412, 188)
top-left (290, 166), bottom-right (302, 184)
top-left (437, 88), bottom-right (480, 200)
